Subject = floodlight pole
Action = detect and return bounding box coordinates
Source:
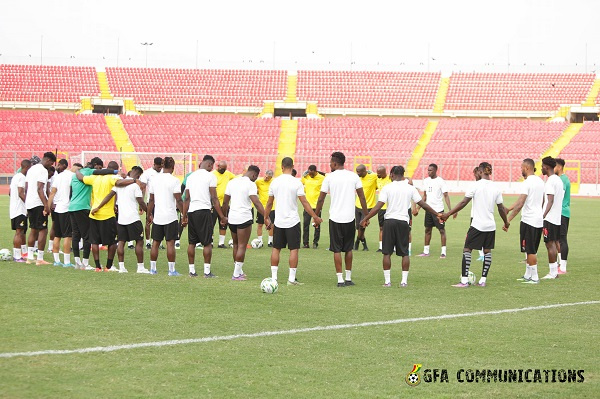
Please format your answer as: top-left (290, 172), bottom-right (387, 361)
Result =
top-left (141, 42), bottom-right (153, 67)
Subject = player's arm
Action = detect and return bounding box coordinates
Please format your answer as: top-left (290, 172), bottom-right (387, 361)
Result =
top-left (356, 187), bottom-right (369, 219)
top-left (415, 190), bottom-right (426, 214)
top-left (37, 181), bottom-right (50, 214)
top-left (360, 201), bottom-right (385, 228)
top-left (182, 188), bottom-right (190, 218)
top-left (18, 186), bottom-right (26, 203)
top-left (264, 196), bottom-right (274, 229)
top-left (147, 194), bottom-right (155, 224)
top-left (174, 192), bottom-right (184, 214)
top-left (543, 194), bottom-right (554, 219)
top-left (314, 191), bottom-right (327, 216)
top-left (221, 194), bottom-right (230, 217)
top-left (114, 178), bottom-right (137, 188)
top-left (443, 191), bottom-right (456, 219)
top-left (506, 194), bottom-right (527, 224)
top-left (299, 195), bottom-right (322, 227)
top-left (250, 194), bottom-right (266, 217)
top-left (441, 196), bottom-right (471, 220)
top-left (209, 187), bottom-right (226, 223)
top-left (497, 203), bottom-right (510, 230)
top-left (136, 196), bottom-right (147, 214)
top-left (91, 191), bottom-right (116, 215)
top-left (47, 187), bottom-right (58, 211)
top-left (93, 168), bottom-right (118, 176)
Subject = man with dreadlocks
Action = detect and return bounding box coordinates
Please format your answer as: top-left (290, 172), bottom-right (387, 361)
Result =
top-left (441, 162), bottom-right (509, 287)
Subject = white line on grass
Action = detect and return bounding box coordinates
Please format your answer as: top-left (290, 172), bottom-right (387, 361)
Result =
top-left (1, 300), bottom-right (598, 359)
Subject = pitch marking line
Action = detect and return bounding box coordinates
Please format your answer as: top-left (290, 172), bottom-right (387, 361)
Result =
top-left (1, 301), bottom-right (598, 359)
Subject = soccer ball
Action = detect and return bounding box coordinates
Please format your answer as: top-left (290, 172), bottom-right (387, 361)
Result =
top-left (251, 238), bottom-right (263, 249)
top-left (467, 271), bottom-right (477, 285)
top-left (228, 239), bottom-right (234, 247)
top-left (0, 248), bottom-right (12, 261)
top-left (408, 373), bottom-right (420, 384)
top-left (260, 277), bottom-right (279, 294)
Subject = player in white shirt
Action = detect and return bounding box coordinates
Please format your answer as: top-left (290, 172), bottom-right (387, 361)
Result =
top-left (47, 159), bottom-right (76, 267)
top-left (221, 165), bottom-right (267, 280)
top-left (441, 163), bottom-right (509, 287)
top-left (471, 166), bottom-right (486, 261)
top-left (504, 158), bottom-right (545, 284)
top-left (139, 157), bottom-right (163, 249)
top-left (92, 166), bottom-right (148, 274)
top-left (314, 152), bottom-right (369, 287)
top-left (361, 165), bottom-right (441, 287)
top-left (182, 155), bottom-right (227, 278)
top-left (147, 157), bottom-right (183, 276)
top-left (415, 164), bottom-right (454, 258)
top-left (9, 159), bottom-right (31, 261)
top-left (45, 165), bottom-right (56, 253)
top-left (540, 156), bottom-right (564, 280)
top-left (24, 151), bottom-right (56, 265)
top-left (264, 157), bottom-right (322, 285)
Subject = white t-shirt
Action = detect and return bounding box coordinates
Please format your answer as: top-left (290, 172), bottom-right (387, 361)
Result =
top-left (379, 180), bottom-right (422, 222)
top-left (149, 173), bottom-right (181, 225)
top-left (140, 167), bottom-right (159, 202)
top-left (321, 169), bottom-right (362, 223)
top-left (225, 176), bottom-right (258, 225)
top-left (465, 179), bottom-right (503, 232)
top-left (51, 170), bottom-right (74, 214)
top-left (269, 174), bottom-right (305, 228)
top-left (186, 169), bottom-right (217, 213)
top-left (544, 174), bottom-right (565, 226)
top-left (113, 178), bottom-right (143, 225)
top-left (519, 174), bottom-right (545, 228)
top-left (422, 176), bottom-right (448, 212)
top-left (25, 164), bottom-right (49, 209)
top-left (9, 172), bottom-right (27, 219)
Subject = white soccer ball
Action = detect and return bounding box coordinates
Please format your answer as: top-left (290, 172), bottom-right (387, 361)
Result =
top-left (0, 249), bottom-right (12, 261)
top-left (251, 238), bottom-right (263, 249)
top-left (260, 277), bottom-right (279, 294)
top-left (467, 271), bottom-right (477, 285)
top-left (228, 239), bottom-right (234, 247)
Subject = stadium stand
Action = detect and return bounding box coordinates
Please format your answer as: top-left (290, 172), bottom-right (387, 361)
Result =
top-left (0, 110), bottom-right (115, 173)
top-left (295, 117), bottom-right (429, 171)
top-left (106, 68), bottom-right (287, 107)
top-left (445, 73), bottom-right (595, 111)
top-left (0, 64), bottom-right (99, 103)
top-left (120, 114), bottom-right (281, 172)
top-left (296, 71), bottom-right (441, 109)
top-left (416, 119), bottom-right (569, 181)
top-left (558, 121), bottom-right (600, 184)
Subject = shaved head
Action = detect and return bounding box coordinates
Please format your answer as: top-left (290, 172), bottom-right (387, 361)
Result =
top-left (356, 164), bottom-right (367, 177)
top-left (376, 166), bottom-right (387, 179)
top-left (107, 161), bottom-right (119, 170)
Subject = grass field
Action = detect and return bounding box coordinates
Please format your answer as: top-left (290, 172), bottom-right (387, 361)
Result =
top-left (0, 195), bottom-right (598, 398)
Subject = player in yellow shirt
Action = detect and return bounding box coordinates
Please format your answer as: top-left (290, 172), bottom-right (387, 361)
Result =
top-left (212, 160), bottom-right (236, 248)
top-left (254, 170), bottom-right (274, 247)
top-left (354, 164), bottom-right (378, 251)
top-left (76, 160), bottom-right (138, 271)
top-left (376, 166), bottom-right (392, 252)
top-left (301, 165), bottom-right (325, 248)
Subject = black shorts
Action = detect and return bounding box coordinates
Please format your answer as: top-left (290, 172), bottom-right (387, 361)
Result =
top-left (52, 212), bottom-right (72, 238)
top-left (117, 220), bottom-right (144, 242)
top-left (273, 223), bottom-right (301, 250)
top-left (256, 210), bottom-right (275, 225)
top-left (329, 220), bottom-right (355, 253)
top-left (520, 222), bottom-right (542, 254)
top-left (89, 217), bottom-right (117, 246)
top-left (543, 220), bottom-right (560, 243)
top-left (212, 208), bottom-right (228, 229)
top-left (464, 226), bottom-right (495, 250)
top-left (424, 211), bottom-right (445, 230)
top-left (377, 209), bottom-right (386, 228)
top-left (70, 210), bottom-right (91, 241)
top-left (382, 219), bottom-right (410, 256)
top-left (27, 206), bottom-right (48, 230)
top-left (188, 210), bottom-right (214, 246)
top-left (355, 207), bottom-right (371, 230)
top-left (11, 215), bottom-right (28, 232)
top-left (560, 215), bottom-right (569, 238)
top-left (152, 220), bottom-right (179, 242)
top-left (229, 219), bottom-right (253, 234)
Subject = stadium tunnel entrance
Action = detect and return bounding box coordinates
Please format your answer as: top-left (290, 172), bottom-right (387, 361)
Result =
top-left (93, 104), bottom-right (123, 114)
top-left (274, 108), bottom-right (307, 118)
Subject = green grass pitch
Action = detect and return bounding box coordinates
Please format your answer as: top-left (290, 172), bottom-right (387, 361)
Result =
top-left (0, 195), bottom-right (598, 398)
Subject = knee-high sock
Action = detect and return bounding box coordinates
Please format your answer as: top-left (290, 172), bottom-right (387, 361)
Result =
top-left (482, 253), bottom-right (492, 277)
top-left (461, 251), bottom-right (472, 277)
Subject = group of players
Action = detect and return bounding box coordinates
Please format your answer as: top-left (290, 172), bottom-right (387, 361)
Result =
top-left (8, 150), bottom-right (571, 287)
